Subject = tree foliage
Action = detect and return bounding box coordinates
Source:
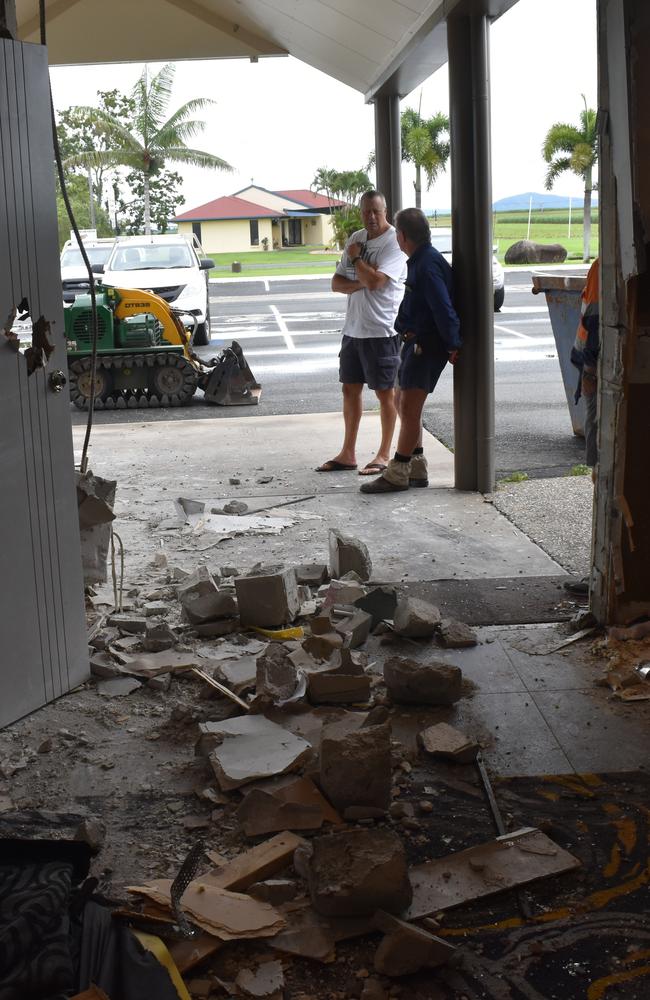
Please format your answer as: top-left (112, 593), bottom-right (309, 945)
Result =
top-left (56, 173), bottom-right (112, 249)
top-left (542, 96), bottom-right (598, 261)
top-left (63, 63), bottom-right (231, 234)
top-left (400, 108), bottom-right (450, 209)
top-left (311, 167), bottom-right (371, 247)
top-left (117, 168), bottom-right (184, 235)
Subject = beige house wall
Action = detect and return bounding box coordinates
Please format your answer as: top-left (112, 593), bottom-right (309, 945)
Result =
top-left (237, 185), bottom-right (300, 213)
top-left (178, 218), bottom-right (274, 254)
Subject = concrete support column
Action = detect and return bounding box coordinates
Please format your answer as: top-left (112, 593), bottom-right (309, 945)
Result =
top-left (448, 15), bottom-right (495, 492)
top-left (374, 93), bottom-right (402, 222)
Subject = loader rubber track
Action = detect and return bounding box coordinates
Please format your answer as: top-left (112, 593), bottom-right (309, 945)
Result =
top-left (68, 352), bottom-right (199, 410)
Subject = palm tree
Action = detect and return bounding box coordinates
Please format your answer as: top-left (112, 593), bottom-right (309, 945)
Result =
top-left (543, 96), bottom-right (598, 262)
top-left (401, 108), bottom-right (450, 209)
top-left (65, 64), bottom-right (231, 234)
top-left (311, 167), bottom-right (338, 211)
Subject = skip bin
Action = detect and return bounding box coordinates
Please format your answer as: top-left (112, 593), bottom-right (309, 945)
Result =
top-left (531, 272), bottom-right (588, 436)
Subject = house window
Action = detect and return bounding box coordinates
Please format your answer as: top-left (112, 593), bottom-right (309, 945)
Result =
top-left (192, 222), bottom-right (202, 244)
top-left (250, 220), bottom-right (259, 246)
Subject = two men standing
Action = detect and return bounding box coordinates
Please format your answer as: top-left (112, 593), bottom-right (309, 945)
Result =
top-left (317, 191), bottom-right (461, 493)
top-left (316, 191), bottom-right (407, 476)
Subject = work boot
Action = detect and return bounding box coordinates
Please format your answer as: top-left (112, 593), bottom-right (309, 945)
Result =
top-left (409, 452), bottom-right (429, 488)
top-left (360, 458), bottom-right (410, 494)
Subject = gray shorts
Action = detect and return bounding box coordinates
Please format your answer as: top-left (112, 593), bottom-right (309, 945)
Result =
top-left (339, 335), bottom-right (400, 391)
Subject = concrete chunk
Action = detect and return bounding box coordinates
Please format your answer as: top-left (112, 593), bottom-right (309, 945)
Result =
top-left (302, 632), bottom-right (343, 661)
top-left (393, 597), bottom-right (441, 638)
top-left (438, 618), bottom-right (478, 648)
top-left (384, 656), bottom-right (462, 705)
top-left (306, 829), bottom-right (412, 917)
top-left (354, 586), bottom-right (398, 628)
top-left (256, 644), bottom-right (299, 703)
top-left (320, 721), bottom-right (391, 813)
top-left (235, 567), bottom-right (300, 628)
top-left (106, 613), bottom-right (147, 634)
top-left (296, 563), bottom-right (329, 586)
top-left (177, 566), bottom-right (237, 625)
top-left (373, 911), bottom-right (456, 976)
top-left (329, 529), bottom-right (372, 582)
top-left (142, 620), bottom-right (176, 652)
top-left (333, 607), bottom-right (372, 648)
top-left (418, 722), bottom-right (479, 763)
top-left (307, 672), bottom-right (370, 704)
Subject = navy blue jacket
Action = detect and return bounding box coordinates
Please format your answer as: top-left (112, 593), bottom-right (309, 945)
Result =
top-left (394, 242), bottom-right (461, 353)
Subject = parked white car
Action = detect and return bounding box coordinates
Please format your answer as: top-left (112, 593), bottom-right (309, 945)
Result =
top-left (96, 234), bottom-right (215, 345)
top-left (60, 237), bottom-right (116, 303)
top-left (429, 227), bottom-right (505, 311)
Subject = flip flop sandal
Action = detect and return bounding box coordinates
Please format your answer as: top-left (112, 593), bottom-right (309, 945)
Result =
top-left (358, 463), bottom-right (388, 476)
top-left (315, 460), bottom-right (358, 472)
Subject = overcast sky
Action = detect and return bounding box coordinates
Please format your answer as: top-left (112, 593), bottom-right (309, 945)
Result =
top-left (49, 0), bottom-right (597, 215)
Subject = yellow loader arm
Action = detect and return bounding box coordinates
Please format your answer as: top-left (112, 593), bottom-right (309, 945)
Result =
top-left (107, 286), bottom-right (193, 360)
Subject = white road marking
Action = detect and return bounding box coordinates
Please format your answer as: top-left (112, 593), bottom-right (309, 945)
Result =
top-left (212, 290), bottom-right (339, 305)
top-left (500, 305), bottom-right (549, 314)
top-left (270, 304), bottom-right (295, 351)
top-left (494, 323), bottom-right (534, 340)
top-left (263, 279), bottom-right (270, 291)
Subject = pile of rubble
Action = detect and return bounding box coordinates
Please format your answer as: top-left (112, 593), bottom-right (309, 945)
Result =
top-left (74, 529), bottom-right (580, 998)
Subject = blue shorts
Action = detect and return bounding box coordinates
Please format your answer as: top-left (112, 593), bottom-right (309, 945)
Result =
top-left (398, 340), bottom-right (448, 393)
top-left (339, 335), bottom-right (400, 391)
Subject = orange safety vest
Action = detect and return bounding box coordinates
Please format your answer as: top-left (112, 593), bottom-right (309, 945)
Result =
top-left (574, 257), bottom-right (599, 355)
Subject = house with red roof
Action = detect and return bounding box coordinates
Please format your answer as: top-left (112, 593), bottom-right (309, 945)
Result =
top-left (174, 184), bottom-right (346, 254)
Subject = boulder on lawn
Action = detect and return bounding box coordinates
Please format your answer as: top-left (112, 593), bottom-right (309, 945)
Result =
top-left (504, 240), bottom-right (567, 265)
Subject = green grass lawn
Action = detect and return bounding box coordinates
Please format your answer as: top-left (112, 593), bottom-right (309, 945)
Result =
top-left (206, 212), bottom-right (599, 277)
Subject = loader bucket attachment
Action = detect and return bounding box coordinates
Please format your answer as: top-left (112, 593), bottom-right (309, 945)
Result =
top-left (201, 341), bottom-right (261, 406)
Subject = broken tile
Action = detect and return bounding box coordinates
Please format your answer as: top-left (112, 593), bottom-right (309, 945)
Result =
top-left (143, 601), bottom-right (169, 617)
top-left (384, 656), bottom-right (462, 705)
top-left (125, 650), bottom-right (200, 679)
top-left (373, 910), bottom-right (456, 976)
top-left (302, 632), bottom-right (343, 661)
top-left (418, 722), bottom-right (479, 763)
top-left (107, 613), bottom-right (147, 634)
top-left (199, 717), bottom-right (311, 791)
top-left (329, 529), bottom-right (372, 582)
top-left (407, 827), bottom-right (581, 919)
top-left (319, 721), bottom-right (391, 815)
top-left (90, 651), bottom-right (125, 679)
top-left (333, 607), bottom-right (373, 649)
top-left (296, 563), bottom-right (329, 586)
top-left (96, 676), bottom-right (142, 698)
top-left (248, 879), bottom-right (299, 905)
top-left (213, 654), bottom-right (258, 695)
top-left (306, 829), bottom-right (412, 917)
top-left (235, 959), bottom-right (284, 998)
top-left (438, 618), bottom-right (478, 648)
top-left (256, 644), bottom-right (299, 703)
top-left (393, 597), bottom-right (441, 638)
top-left (236, 567), bottom-right (301, 628)
top-left (142, 620), bottom-right (177, 652)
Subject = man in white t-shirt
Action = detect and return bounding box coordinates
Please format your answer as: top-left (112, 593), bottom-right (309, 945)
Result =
top-left (316, 190), bottom-right (407, 476)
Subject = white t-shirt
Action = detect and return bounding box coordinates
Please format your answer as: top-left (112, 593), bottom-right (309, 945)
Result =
top-left (335, 226), bottom-right (407, 339)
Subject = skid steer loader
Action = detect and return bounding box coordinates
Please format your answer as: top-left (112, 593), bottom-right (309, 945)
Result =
top-left (64, 285), bottom-right (261, 410)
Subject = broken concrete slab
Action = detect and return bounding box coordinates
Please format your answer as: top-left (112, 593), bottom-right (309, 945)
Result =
top-left (319, 722), bottom-right (391, 814)
top-left (199, 716), bottom-right (311, 791)
top-left (106, 613), bottom-right (147, 634)
top-left (438, 618), bottom-right (479, 648)
top-left (407, 827), bottom-right (581, 919)
top-left (307, 671), bottom-right (371, 704)
top-left (418, 722), bottom-right (479, 763)
top-left (96, 676), bottom-right (142, 698)
top-left (143, 600), bottom-right (169, 617)
top-left (306, 829), bottom-right (412, 917)
top-left (329, 529), bottom-right (372, 582)
top-left (235, 567), bottom-right (301, 628)
top-left (89, 651), bottom-right (125, 679)
top-left (142, 620), bottom-right (176, 652)
top-left (177, 567), bottom-right (238, 625)
top-left (125, 650), bottom-right (201, 679)
top-left (256, 644), bottom-right (299, 704)
top-left (237, 775), bottom-right (341, 836)
top-left (205, 832), bottom-right (308, 891)
top-left (384, 656), bottom-right (462, 706)
top-left (354, 586), bottom-right (398, 629)
top-left (235, 959), bottom-right (284, 998)
top-left (321, 578), bottom-right (367, 609)
top-left (373, 910), bottom-right (456, 976)
top-left (333, 607), bottom-right (373, 649)
top-left (213, 654), bottom-right (258, 695)
top-left (89, 627), bottom-right (120, 651)
top-left (393, 597), bottom-right (441, 638)
top-left (296, 563), bottom-right (329, 586)
top-left (194, 619), bottom-right (239, 638)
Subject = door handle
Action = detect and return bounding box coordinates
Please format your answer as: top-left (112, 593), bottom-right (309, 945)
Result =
top-left (49, 370), bottom-right (67, 393)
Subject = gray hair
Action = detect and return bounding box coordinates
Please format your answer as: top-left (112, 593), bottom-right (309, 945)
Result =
top-left (394, 207), bottom-right (431, 246)
top-left (360, 189), bottom-right (386, 208)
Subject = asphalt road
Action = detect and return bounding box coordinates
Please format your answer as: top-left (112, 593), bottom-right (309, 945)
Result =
top-left (69, 269), bottom-right (587, 479)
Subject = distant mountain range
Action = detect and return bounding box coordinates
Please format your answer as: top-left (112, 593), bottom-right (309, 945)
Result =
top-left (492, 191), bottom-right (599, 212)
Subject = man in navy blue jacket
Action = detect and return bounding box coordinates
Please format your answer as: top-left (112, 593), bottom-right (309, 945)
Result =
top-left (361, 208), bottom-right (461, 494)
